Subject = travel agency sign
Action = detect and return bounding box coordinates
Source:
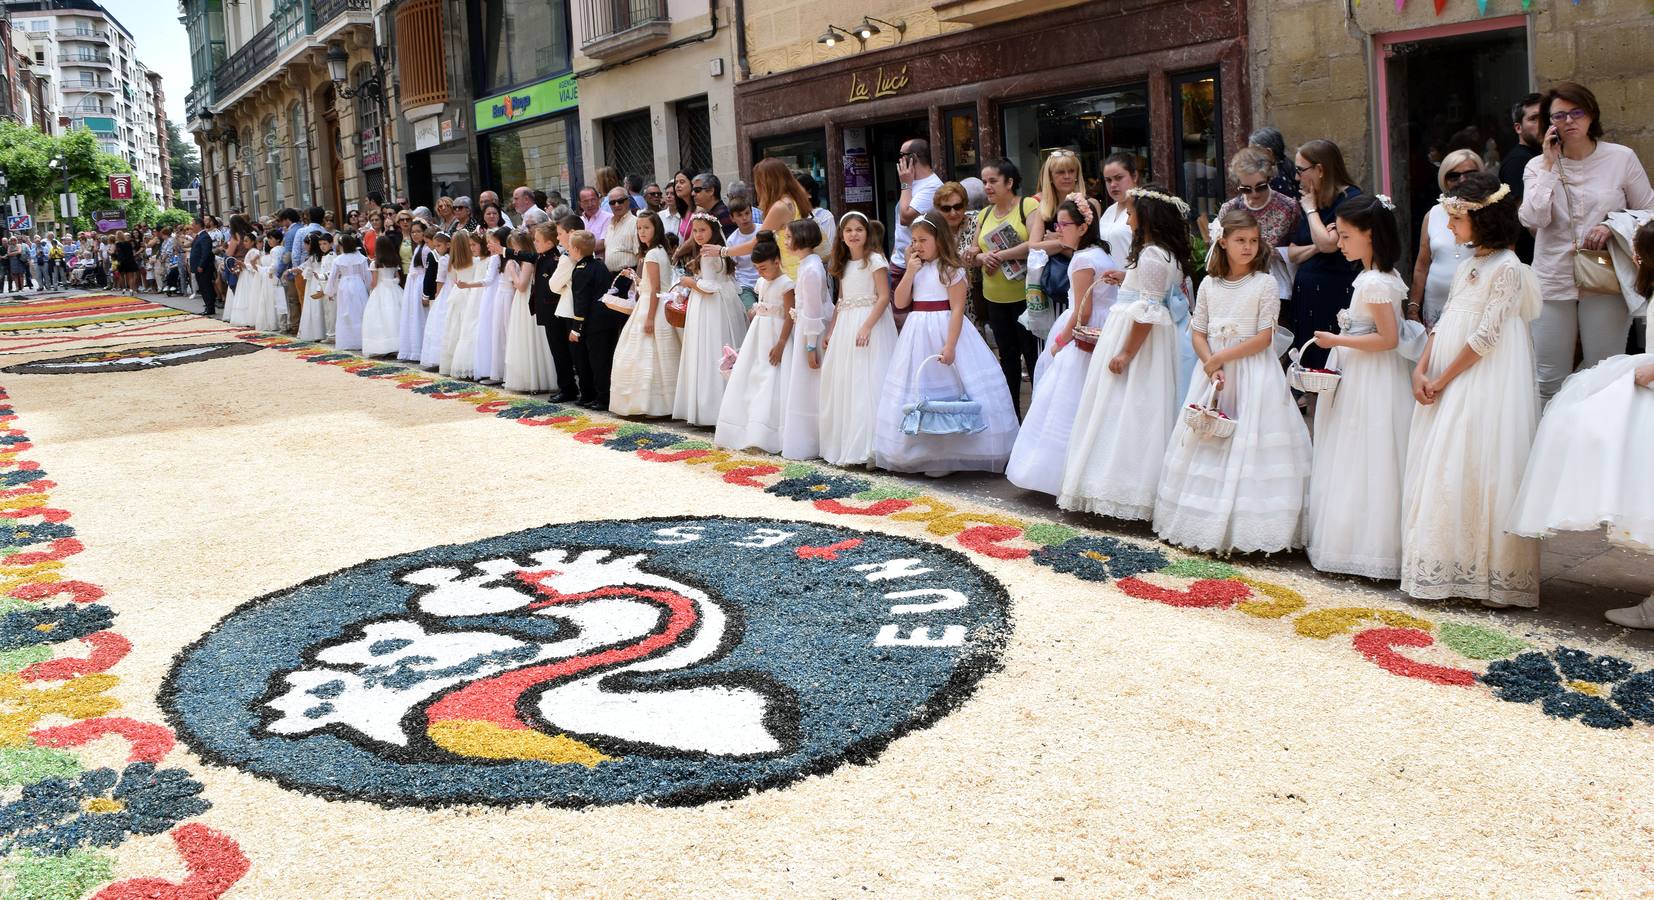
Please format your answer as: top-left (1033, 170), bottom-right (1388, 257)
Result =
top-left (474, 73), bottom-right (579, 132)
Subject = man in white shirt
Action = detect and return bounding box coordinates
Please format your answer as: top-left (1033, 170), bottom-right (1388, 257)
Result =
top-left (603, 187), bottom-right (639, 275)
top-left (513, 186), bottom-right (549, 227)
top-left (890, 138), bottom-right (942, 289)
top-left (578, 187), bottom-right (612, 256)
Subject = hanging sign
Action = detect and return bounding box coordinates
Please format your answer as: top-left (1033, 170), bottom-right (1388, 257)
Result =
top-left (472, 73), bottom-right (579, 133)
top-left (108, 174), bottom-right (133, 200)
top-left (6, 215), bottom-right (31, 232)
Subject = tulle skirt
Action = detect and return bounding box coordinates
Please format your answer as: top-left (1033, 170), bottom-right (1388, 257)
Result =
top-left (443, 285), bottom-right (484, 377)
top-left (250, 273), bottom-right (282, 333)
top-left (333, 279), bottom-right (368, 351)
top-left (398, 265), bottom-right (427, 361)
top-left (609, 294), bottom-right (683, 416)
top-left (361, 277), bottom-right (403, 356)
top-left (419, 283), bottom-right (452, 370)
top-left (872, 309), bottom-right (1018, 474)
top-left (672, 281), bottom-right (749, 426)
top-left (296, 283), bottom-right (330, 342)
top-left (502, 287), bottom-right (558, 393)
top-left (1511, 353), bottom-right (1654, 553)
top-left (715, 313), bottom-right (792, 453)
top-left (473, 279), bottom-right (506, 381)
top-left (818, 303), bottom-right (896, 467)
top-left (1008, 302), bottom-right (1106, 496)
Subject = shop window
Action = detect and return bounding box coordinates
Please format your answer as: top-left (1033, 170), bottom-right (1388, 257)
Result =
top-left (263, 117), bottom-right (283, 211)
top-left (604, 110), bottom-right (654, 182)
top-left (1002, 85), bottom-right (1150, 202)
top-left (753, 131), bottom-right (828, 199)
top-left (489, 114), bottom-right (574, 200)
top-left (944, 106), bottom-right (978, 184)
top-left (675, 96), bottom-right (712, 178)
top-left (481, 0), bottom-right (570, 93)
top-left (354, 64), bottom-right (383, 171)
top-left (1173, 72), bottom-right (1223, 222)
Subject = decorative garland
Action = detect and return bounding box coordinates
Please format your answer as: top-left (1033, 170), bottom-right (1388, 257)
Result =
top-left (0, 386), bottom-right (248, 897)
top-left (235, 331), bottom-right (1654, 734)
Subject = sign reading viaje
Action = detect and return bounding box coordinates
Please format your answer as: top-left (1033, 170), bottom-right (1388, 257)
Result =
top-left (94, 210), bottom-right (127, 233)
top-left (473, 73), bottom-right (578, 133)
top-left (108, 174), bottom-right (134, 200)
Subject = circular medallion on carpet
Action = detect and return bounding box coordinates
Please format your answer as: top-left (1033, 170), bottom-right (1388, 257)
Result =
top-left (1, 341), bottom-right (262, 375)
top-left (163, 516), bottom-right (1009, 808)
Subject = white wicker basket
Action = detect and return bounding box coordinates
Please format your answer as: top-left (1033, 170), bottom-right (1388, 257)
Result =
top-left (1182, 378), bottom-right (1236, 440)
top-left (1288, 339), bottom-right (1342, 394)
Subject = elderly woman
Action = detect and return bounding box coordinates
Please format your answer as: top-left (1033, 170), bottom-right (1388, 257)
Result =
top-left (934, 180), bottom-right (988, 333)
top-left (1215, 146), bottom-right (1300, 299)
top-left (1408, 149), bottom-right (1483, 325)
top-left (1249, 127), bottom-right (1300, 201)
top-left (1519, 81), bottom-right (1654, 400)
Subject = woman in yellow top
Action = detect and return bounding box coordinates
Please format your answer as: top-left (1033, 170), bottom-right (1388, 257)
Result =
top-left (964, 157), bottom-right (1039, 417)
top-left (719, 158), bottom-right (812, 279)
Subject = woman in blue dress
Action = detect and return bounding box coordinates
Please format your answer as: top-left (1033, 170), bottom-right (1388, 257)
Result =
top-left (1286, 139), bottom-right (1362, 370)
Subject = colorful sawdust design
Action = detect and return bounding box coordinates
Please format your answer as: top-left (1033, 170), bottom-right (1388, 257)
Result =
top-left (239, 332), bottom-right (1654, 733)
top-left (2, 342), bottom-right (262, 375)
top-left (0, 296), bottom-right (187, 333)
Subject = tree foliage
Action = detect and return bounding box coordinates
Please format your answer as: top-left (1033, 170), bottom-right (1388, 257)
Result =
top-left (153, 208), bottom-right (193, 230)
top-left (0, 122), bottom-right (159, 232)
top-left (168, 121), bottom-right (200, 191)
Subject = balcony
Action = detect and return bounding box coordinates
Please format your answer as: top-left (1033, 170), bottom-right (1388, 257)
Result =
top-left (213, 0), bottom-right (370, 102)
top-left (579, 0), bottom-right (671, 59)
top-left (58, 53), bottom-right (113, 68)
top-left (64, 81), bottom-right (117, 95)
top-left (56, 28), bottom-right (110, 42)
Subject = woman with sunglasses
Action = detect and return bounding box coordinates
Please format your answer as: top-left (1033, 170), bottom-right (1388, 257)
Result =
top-left (1520, 81), bottom-right (1654, 402)
top-left (1286, 139), bottom-right (1362, 372)
top-left (1215, 146), bottom-right (1300, 302)
top-left (1408, 150), bottom-right (1483, 326)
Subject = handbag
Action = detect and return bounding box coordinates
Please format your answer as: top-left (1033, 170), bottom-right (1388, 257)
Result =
top-left (901, 354), bottom-right (987, 436)
top-left (1559, 161), bottom-right (1620, 295)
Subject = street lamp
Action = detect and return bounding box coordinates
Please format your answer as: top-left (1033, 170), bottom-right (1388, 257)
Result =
top-left (325, 42), bottom-right (396, 200)
top-left (48, 155), bottom-right (72, 230)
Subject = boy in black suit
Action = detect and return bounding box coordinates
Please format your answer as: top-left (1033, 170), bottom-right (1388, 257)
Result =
top-left (567, 230), bottom-right (628, 410)
top-left (527, 221), bottom-right (583, 403)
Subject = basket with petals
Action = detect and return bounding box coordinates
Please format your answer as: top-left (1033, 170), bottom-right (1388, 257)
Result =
top-left (1183, 378), bottom-right (1236, 440)
top-left (1071, 325), bottom-right (1102, 353)
top-left (663, 288), bottom-right (689, 329)
top-left (1287, 339), bottom-right (1342, 394)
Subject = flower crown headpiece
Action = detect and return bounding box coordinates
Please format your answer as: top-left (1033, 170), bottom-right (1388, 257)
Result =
top-left (690, 211), bottom-right (722, 228)
top-left (1374, 194), bottom-right (1396, 212)
top-left (1438, 183), bottom-right (1510, 215)
top-left (1127, 187), bottom-right (1191, 217)
top-left (1062, 192), bottom-right (1094, 227)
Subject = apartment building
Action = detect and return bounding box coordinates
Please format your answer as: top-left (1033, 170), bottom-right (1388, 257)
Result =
top-left (7, 0), bottom-right (167, 202)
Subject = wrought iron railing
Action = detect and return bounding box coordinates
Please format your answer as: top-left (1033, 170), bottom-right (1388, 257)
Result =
top-left (211, 0), bottom-right (368, 102)
top-left (314, 0), bottom-right (372, 27)
top-left (581, 0), bottom-right (669, 46)
top-left (58, 53), bottom-right (113, 65)
top-left (214, 19), bottom-right (279, 98)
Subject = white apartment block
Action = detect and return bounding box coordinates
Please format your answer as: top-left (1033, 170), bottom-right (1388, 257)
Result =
top-left (7, 0), bottom-right (167, 202)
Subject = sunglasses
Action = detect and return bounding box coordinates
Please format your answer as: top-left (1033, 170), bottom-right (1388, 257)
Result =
top-left (1048, 149), bottom-right (1078, 160)
top-left (645, 190), bottom-right (663, 197)
top-left (692, 186), bottom-right (712, 193)
top-left (1444, 170), bottom-right (1476, 183)
top-left (1237, 183), bottom-right (1270, 195)
top-left (608, 199), bottom-right (629, 206)
top-left (1549, 108), bottom-right (1588, 124)
top-left (1055, 220), bottom-right (1082, 229)
top-left (935, 203), bottom-right (965, 213)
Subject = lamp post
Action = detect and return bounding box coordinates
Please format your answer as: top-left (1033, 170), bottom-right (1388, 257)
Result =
top-left (326, 42), bottom-right (396, 202)
top-left (48, 155), bottom-right (73, 233)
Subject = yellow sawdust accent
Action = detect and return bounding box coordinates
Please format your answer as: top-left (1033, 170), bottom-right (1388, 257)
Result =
top-left (0, 494), bottom-right (50, 511)
top-left (1567, 680), bottom-right (1606, 697)
top-left (426, 720), bottom-right (614, 767)
top-left (1236, 578), bottom-right (1309, 620)
top-left (1293, 607), bottom-right (1433, 640)
top-left (1082, 550), bottom-right (1109, 563)
top-left (33, 623), bottom-right (53, 632)
top-left (0, 673), bottom-right (120, 746)
top-left (83, 797), bottom-right (124, 814)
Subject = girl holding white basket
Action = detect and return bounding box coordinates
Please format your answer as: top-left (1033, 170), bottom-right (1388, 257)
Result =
top-left (1153, 207), bottom-right (1311, 553)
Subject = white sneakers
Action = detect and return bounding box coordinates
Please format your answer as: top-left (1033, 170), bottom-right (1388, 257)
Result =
top-left (1605, 595), bottom-right (1654, 630)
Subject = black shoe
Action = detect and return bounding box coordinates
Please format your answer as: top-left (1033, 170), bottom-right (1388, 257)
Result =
top-left (549, 392), bottom-right (576, 403)
top-left (578, 399), bottom-right (604, 410)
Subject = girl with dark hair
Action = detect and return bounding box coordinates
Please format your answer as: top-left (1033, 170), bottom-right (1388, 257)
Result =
top-left (716, 234), bottom-right (796, 453)
top-left (1512, 219), bottom-right (1654, 627)
top-left (609, 211), bottom-right (682, 416)
top-left (1097, 152), bottom-right (1141, 255)
top-left (1520, 81), bottom-right (1654, 401)
top-left (361, 230), bottom-right (405, 357)
top-left (1401, 171), bottom-right (1544, 608)
top-left (473, 226), bottom-right (516, 384)
top-left (874, 212), bottom-right (1019, 475)
top-left (1008, 198), bottom-right (1121, 496)
top-left (251, 230), bottom-right (285, 333)
top-left (398, 221), bottom-right (430, 361)
top-left (328, 232), bottom-right (371, 351)
top-left (672, 214), bottom-right (749, 424)
top-left (1305, 193), bottom-right (1418, 579)
top-left (1153, 207), bottom-right (1312, 553)
top-left (1287, 139), bottom-right (1362, 372)
top-left (972, 156), bottom-right (1040, 416)
top-left (297, 231), bottom-right (334, 342)
top-left (502, 229), bottom-right (558, 394)
top-left (1058, 186), bottom-right (1190, 520)
top-left (818, 211), bottom-right (894, 466)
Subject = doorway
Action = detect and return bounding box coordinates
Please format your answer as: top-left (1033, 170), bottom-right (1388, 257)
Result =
top-left (866, 117), bottom-right (928, 256)
top-left (1377, 17), bottom-right (1529, 263)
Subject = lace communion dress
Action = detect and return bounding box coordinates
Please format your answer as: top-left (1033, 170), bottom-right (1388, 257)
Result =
top-left (818, 253), bottom-right (896, 467)
top-left (251, 250), bottom-right (284, 333)
top-left (1058, 245), bottom-right (1184, 519)
top-left (360, 266), bottom-right (404, 357)
top-left (296, 256), bottom-right (330, 342)
top-left (671, 256), bottom-right (750, 426)
top-left (715, 274), bottom-right (796, 453)
top-left (1305, 270), bottom-right (1417, 578)
top-left (1153, 272), bottom-right (1312, 553)
top-left (328, 252), bottom-right (371, 351)
top-left (224, 249), bottom-right (255, 327)
top-left (472, 255), bottom-right (507, 382)
top-left (872, 261), bottom-right (1018, 474)
top-left (780, 254), bottom-right (833, 460)
top-left (1008, 245), bottom-right (1118, 496)
top-left (1400, 250), bottom-right (1542, 606)
top-left (443, 259), bottom-right (490, 377)
top-left (488, 260), bottom-right (515, 383)
top-left (609, 246), bottom-right (683, 416)
top-left (1512, 313), bottom-right (1653, 553)
top-left (398, 245), bottom-right (429, 361)
top-left (418, 254), bottom-right (453, 370)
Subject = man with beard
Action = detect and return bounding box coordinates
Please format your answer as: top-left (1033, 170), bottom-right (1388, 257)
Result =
top-left (1499, 93), bottom-right (1543, 263)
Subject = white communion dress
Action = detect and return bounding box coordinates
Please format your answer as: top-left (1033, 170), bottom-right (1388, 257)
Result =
top-left (715, 274), bottom-right (796, 453)
top-left (818, 253), bottom-right (896, 467)
top-left (671, 256), bottom-right (750, 426)
top-left (329, 252), bottom-right (370, 351)
top-left (360, 265), bottom-right (404, 357)
top-left (609, 246), bottom-right (683, 416)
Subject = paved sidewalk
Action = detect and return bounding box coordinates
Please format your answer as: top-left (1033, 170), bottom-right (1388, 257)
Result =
top-left (138, 288), bottom-right (1654, 654)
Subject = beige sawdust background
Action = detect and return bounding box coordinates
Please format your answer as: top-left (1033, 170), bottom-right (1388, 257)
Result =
top-left (7, 341), bottom-right (1652, 898)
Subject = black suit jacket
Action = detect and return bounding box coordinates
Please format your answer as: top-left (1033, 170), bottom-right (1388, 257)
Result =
top-left (422, 252), bottom-right (443, 300)
top-left (189, 231), bottom-right (214, 274)
top-left (569, 256), bottom-right (620, 335)
top-left (529, 250), bottom-right (560, 323)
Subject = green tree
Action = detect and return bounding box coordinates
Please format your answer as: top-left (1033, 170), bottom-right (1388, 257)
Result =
top-left (168, 121), bottom-right (200, 192)
top-left (154, 207), bottom-right (193, 230)
top-left (0, 123), bottom-right (165, 232)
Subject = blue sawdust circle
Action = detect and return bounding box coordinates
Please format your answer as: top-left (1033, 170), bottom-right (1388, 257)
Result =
top-left (162, 516), bottom-right (1010, 808)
